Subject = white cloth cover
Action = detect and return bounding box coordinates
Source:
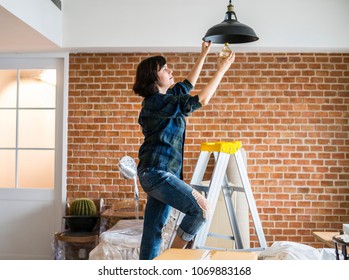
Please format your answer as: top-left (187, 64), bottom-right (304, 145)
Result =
top-left (258, 241), bottom-right (339, 260)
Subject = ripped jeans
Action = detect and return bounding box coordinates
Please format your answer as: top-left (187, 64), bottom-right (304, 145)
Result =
top-left (138, 168), bottom-right (209, 260)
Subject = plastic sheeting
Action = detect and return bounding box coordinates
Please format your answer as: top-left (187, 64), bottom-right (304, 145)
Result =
top-left (89, 219), bottom-right (143, 260)
top-left (89, 208), bottom-right (180, 260)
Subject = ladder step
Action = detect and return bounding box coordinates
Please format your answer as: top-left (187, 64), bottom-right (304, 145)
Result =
top-left (207, 232), bottom-right (235, 241)
top-left (228, 185), bottom-right (245, 193)
top-left (196, 246), bottom-right (266, 252)
top-left (192, 183), bottom-right (245, 194)
top-left (190, 184), bottom-right (209, 193)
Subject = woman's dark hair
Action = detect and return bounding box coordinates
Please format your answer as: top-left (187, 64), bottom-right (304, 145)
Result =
top-left (133, 56), bottom-right (166, 98)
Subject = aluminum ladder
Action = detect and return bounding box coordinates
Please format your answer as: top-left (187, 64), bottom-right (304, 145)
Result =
top-left (188, 141), bottom-right (267, 251)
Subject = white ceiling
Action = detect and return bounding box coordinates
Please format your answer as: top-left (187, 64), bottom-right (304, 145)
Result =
top-left (0, 6), bottom-right (61, 53)
top-left (1, 0), bottom-right (349, 54)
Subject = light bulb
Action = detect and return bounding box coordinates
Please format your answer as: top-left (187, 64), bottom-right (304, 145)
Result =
top-left (219, 43), bottom-right (232, 58)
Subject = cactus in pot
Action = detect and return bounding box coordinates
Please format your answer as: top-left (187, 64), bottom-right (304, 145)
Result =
top-left (70, 198), bottom-right (97, 216)
top-left (64, 198), bottom-right (99, 232)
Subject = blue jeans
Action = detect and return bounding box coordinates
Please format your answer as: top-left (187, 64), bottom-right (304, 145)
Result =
top-left (138, 168), bottom-right (208, 260)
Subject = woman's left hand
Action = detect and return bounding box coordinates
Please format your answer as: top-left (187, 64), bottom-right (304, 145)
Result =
top-left (201, 41), bottom-right (212, 57)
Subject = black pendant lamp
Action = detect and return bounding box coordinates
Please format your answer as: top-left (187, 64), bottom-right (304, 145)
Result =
top-left (203, 0), bottom-right (258, 44)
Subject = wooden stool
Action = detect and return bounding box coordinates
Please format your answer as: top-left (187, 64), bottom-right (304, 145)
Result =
top-left (332, 235), bottom-right (349, 260)
top-left (54, 232), bottom-right (99, 260)
top-left (101, 200), bottom-right (145, 230)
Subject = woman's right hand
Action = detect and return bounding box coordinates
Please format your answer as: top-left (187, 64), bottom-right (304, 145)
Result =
top-left (217, 51), bottom-right (236, 73)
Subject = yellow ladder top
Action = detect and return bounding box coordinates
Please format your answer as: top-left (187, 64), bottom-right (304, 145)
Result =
top-left (200, 141), bottom-right (242, 155)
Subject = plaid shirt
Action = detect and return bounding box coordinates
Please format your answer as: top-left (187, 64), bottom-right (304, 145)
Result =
top-left (137, 79), bottom-right (202, 179)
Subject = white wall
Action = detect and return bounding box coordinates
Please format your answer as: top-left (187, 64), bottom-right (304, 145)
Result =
top-left (62, 0), bottom-right (349, 52)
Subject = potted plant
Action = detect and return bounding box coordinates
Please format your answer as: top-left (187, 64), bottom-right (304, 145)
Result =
top-left (64, 198), bottom-right (100, 232)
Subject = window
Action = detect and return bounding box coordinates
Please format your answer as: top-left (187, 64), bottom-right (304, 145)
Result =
top-left (0, 69), bottom-right (56, 189)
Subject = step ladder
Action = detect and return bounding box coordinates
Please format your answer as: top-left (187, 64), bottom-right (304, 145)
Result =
top-left (180, 141), bottom-right (267, 251)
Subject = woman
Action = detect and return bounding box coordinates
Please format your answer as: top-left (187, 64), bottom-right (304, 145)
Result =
top-left (133, 41), bottom-right (235, 259)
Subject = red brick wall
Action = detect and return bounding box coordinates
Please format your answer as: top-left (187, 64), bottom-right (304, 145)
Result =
top-left (68, 52), bottom-right (349, 248)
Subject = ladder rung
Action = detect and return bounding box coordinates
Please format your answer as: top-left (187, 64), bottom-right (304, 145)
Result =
top-left (196, 246), bottom-right (265, 252)
top-left (192, 184), bottom-right (245, 194)
top-left (196, 245), bottom-right (230, 251)
top-left (190, 184), bottom-right (209, 193)
top-left (227, 185), bottom-right (245, 192)
top-left (207, 232), bottom-right (235, 240)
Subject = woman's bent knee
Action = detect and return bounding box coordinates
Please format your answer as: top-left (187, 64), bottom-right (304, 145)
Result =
top-left (191, 189), bottom-right (210, 220)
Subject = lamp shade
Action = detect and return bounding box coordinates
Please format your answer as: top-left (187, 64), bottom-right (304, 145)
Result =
top-left (203, 3), bottom-right (258, 44)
